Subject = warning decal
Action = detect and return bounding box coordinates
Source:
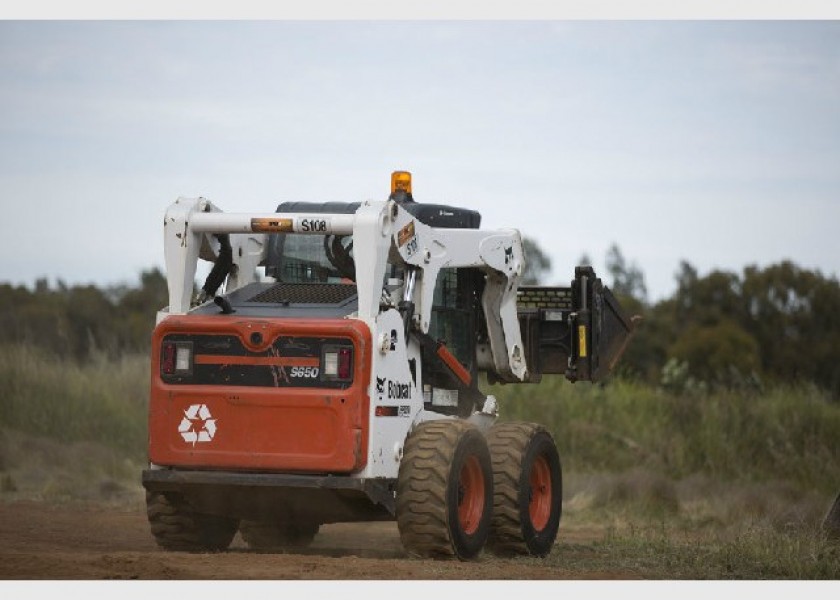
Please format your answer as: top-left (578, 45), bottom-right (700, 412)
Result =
top-left (397, 221), bottom-right (415, 247)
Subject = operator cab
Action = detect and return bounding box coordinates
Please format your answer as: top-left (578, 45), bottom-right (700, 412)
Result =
top-left (265, 201), bottom-right (361, 284)
top-left (260, 173), bottom-right (485, 417)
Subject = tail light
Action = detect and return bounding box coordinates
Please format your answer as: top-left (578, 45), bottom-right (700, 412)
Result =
top-left (161, 341), bottom-right (193, 377)
top-left (161, 342), bottom-right (176, 375)
top-left (338, 347), bottom-right (352, 379)
top-left (322, 345), bottom-right (353, 382)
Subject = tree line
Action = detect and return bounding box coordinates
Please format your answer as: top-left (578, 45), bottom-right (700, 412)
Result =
top-left (604, 247), bottom-right (840, 396)
top-left (0, 269), bottom-right (168, 360)
top-left (2, 244), bottom-right (840, 397)
top-left (642, 259), bottom-right (840, 394)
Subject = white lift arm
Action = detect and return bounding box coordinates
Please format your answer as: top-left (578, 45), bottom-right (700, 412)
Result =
top-left (161, 197), bottom-right (527, 382)
top-left (388, 203), bottom-right (527, 382)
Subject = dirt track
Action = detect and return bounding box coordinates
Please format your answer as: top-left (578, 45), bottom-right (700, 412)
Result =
top-left (0, 500), bottom-right (634, 580)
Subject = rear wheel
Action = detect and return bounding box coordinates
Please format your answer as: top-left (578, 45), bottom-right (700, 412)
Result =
top-left (486, 422), bottom-right (562, 557)
top-left (396, 420), bottom-right (493, 560)
top-left (146, 491), bottom-right (239, 552)
top-left (239, 519), bottom-right (320, 551)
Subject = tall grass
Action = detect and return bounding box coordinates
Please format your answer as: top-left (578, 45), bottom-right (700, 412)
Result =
top-left (2, 344), bottom-right (839, 494)
top-left (488, 376), bottom-right (840, 493)
top-left (0, 344), bottom-right (149, 460)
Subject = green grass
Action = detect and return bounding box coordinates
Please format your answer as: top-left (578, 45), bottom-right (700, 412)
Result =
top-left (486, 376), bottom-right (840, 578)
top-left (553, 469), bottom-right (840, 578)
top-left (489, 376), bottom-right (840, 494)
top-left (5, 344), bottom-right (838, 494)
top-left (2, 344), bottom-right (840, 576)
top-left (0, 344), bottom-right (149, 502)
top-left (544, 519), bottom-right (840, 579)
top-left (0, 344), bottom-right (149, 460)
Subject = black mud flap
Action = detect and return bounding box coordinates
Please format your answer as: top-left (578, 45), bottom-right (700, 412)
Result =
top-left (517, 266), bottom-right (637, 383)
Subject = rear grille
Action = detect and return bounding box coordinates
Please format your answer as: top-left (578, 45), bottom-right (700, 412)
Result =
top-left (249, 283), bottom-right (358, 305)
top-left (517, 287), bottom-right (573, 310)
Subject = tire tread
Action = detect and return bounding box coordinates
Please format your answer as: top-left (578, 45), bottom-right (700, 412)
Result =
top-left (486, 422), bottom-right (561, 556)
top-left (397, 420), bottom-right (486, 559)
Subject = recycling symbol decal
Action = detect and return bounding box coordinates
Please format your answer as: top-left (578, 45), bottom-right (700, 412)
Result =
top-left (178, 404), bottom-right (217, 445)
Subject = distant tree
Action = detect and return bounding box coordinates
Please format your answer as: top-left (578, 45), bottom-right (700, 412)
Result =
top-left (605, 243), bottom-right (647, 302)
top-left (0, 269), bottom-right (169, 360)
top-left (63, 285), bottom-right (119, 358)
top-left (665, 263), bottom-right (757, 387)
top-left (613, 297), bottom-right (673, 382)
top-left (741, 261), bottom-right (840, 392)
top-left (668, 319), bottom-right (761, 388)
top-left (117, 268), bottom-right (169, 352)
top-left (674, 266), bottom-right (744, 330)
top-left (0, 283), bottom-right (67, 357)
top-left (521, 237), bottom-right (552, 285)
top-left (674, 260), bottom-right (698, 294)
top-left (648, 259), bottom-right (840, 395)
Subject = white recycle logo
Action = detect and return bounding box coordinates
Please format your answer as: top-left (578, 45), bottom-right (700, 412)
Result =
top-left (178, 404), bottom-right (217, 445)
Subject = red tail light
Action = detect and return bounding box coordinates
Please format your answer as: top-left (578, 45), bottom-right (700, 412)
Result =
top-left (161, 341), bottom-right (176, 375)
top-left (323, 345), bottom-right (353, 382)
top-left (338, 347), bottom-right (352, 379)
top-left (160, 340), bottom-right (193, 378)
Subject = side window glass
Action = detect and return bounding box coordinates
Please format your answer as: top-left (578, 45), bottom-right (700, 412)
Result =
top-left (428, 268), bottom-right (473, 366)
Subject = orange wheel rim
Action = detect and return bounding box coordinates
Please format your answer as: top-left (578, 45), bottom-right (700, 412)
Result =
top-left (529, 454), bottom-right (552, 531)
top-left (457, 455), bottom-right (485, 535)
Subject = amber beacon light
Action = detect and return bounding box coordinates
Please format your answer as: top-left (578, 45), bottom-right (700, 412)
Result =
top-left (391, 170), bottom-right (412, 194)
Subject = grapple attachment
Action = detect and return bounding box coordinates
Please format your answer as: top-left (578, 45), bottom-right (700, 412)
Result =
top-left (517, 266), bottom-right (637, 383)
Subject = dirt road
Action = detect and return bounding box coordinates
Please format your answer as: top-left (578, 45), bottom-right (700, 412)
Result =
top-left (0, 499), bottom-right (633, 580)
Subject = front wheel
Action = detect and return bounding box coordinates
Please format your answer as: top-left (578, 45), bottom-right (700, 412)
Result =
top-left (396, 420), bottom-right (493, 560)
top-left (486, 422), bottom-right (562, 557)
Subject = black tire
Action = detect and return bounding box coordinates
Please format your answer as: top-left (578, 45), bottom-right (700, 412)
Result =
top-left (239, 519), bottom-right (320, 551)
top-left (396, 419), bottom-right (493, 560)
top-left (486, 422), bottom-right (562, 557)
top-left (823, 491), bottom-right (840, 541)
top-left (146, 490), bottom-right (239, 552)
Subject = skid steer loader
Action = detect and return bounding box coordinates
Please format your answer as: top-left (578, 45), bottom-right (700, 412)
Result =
top-left (141, 171), bottom-right (635, 560)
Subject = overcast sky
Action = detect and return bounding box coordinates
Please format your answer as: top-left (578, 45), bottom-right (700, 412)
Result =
top-left (1, 19), bottom-right (839, 301)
